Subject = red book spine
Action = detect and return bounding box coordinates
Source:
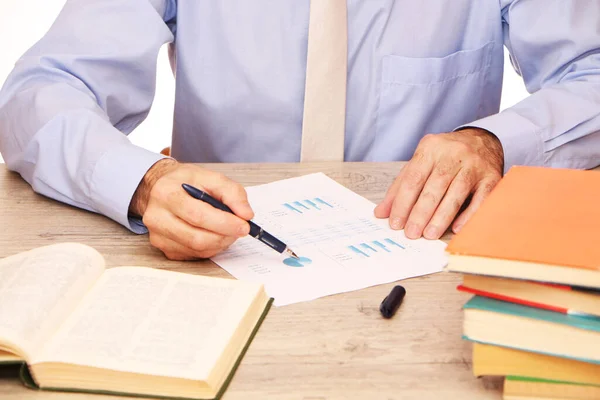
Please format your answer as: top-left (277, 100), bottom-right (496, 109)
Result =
top-left (457, 284), bottom-right (569, 314)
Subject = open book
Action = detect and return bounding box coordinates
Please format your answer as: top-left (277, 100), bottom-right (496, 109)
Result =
top-left (0, 243), bottom-right (272, 399)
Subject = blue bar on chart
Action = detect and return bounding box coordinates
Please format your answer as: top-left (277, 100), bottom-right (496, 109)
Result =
top-left (372, 240), bottom-right (391, 252)
top-left (304, 199), bottom-right (320, 210)
top-left (283, 203), bottom-right (302, 214)
top-left (384, 238), bottom-right (405, 249)
top-left (294, 201), bottom-right (310, 210)
top-left (284, 198), bottom-right (335, 213)
top-left (349, 245), bottom-right (369, 257)
top-left (360, 243), bottom-right (378, 253)
top-left (315, 197), bottom-right (334, 208)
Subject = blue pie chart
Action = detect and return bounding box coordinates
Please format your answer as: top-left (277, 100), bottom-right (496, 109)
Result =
top-left (283, 257), bottom-right (312, 267)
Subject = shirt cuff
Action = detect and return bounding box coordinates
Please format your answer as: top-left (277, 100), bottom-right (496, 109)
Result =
top-left (456, 111), bottom-right (545, 174)
top-left (90, 143), bottom-right (167, 234)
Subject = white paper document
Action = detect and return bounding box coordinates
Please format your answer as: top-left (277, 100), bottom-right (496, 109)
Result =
top-left (212, 173), bottom-right (447, 306)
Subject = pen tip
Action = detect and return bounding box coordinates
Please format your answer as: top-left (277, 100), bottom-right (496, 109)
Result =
top-left (286, 248), bottom-right (300, 259)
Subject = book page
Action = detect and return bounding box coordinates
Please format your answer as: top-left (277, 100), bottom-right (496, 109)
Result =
top-left (0, 348), bottom-right (22, 363)
top-left (34, 267), bottom-right (263, 381)
top-left (0, 243), bottom-right (105, 357)
top-left (213, 173), bottom-right (448, 305)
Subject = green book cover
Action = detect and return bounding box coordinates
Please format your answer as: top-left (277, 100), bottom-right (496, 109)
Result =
top-left (506, 376), bottom-right (600, 387)
top-left (0, 360), bottom-right (23, 366)
top-left (464, 296), bottom-right (600, 332)
top-left (18, 297), bottom-right (274, 400)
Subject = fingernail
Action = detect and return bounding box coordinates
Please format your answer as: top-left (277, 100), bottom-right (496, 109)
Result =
top-left (390, 217), bottom-right (402, 229)
top-left (405, 222), bottom-right (420, 238)
top-left (453, 224), bottom-right (463, 233)
top-left (424, 225), bottom-right (438, 239)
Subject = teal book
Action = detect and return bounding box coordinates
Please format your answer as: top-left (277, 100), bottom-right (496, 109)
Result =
top-left (462, 296), bottom-right (600, 364)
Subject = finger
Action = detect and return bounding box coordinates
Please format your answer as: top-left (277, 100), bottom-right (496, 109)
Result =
top-left (149, 234), bottom-right (223, 260)
top-left (422, 168), bottom-right (475, 239)
top-left (174, 194), bottom-right (250, 237)
top-left (452, 178), bottom-right (499, 233)
top-left (374, 167), bottom-right (405, 218)
top-left (388, 151), bottom-right (434, 230)
top-left (166, 217), bottom-right (237, 254)
top-left (200, 173), bottom-right (254, 220)
top-left (403, 162), bottom-right (460, 239)
top-left (149, 233), bottom-right (200, 261)
top-left (144, 208), bottom-right (236, 254)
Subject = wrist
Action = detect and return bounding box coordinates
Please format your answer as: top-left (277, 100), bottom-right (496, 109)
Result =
top-left (454, 127), bottom-right (505, 173)
top-left (129, 158), bottom-right (178, 217)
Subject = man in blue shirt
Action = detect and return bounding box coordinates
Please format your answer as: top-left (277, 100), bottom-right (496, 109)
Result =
top-left (0, 1), bottom-right (599, 261)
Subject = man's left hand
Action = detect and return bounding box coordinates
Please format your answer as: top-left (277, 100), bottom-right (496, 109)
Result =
top-left (374, 128), bottom-right (504, 239)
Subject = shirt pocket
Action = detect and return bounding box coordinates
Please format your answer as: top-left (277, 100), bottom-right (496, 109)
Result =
top-left (374, 41), bottom-right (494, 160)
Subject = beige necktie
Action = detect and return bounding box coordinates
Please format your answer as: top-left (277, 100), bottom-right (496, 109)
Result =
top-left (300, 0), bottom-right (348, 162)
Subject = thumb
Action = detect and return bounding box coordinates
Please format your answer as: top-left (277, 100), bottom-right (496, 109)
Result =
top-left (374, 169), bottom-right (405, 218)
top-left (374, 191), bottom-right (395, 218)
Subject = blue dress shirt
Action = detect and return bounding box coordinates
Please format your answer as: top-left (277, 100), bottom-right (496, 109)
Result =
top-left (0, 0), bottom-right (599, 232)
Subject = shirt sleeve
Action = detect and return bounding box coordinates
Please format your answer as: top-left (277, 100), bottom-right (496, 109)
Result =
top-left (0, 0), bottom-right (176, 233)
top-left (460, 0), bottom-right (600, 173)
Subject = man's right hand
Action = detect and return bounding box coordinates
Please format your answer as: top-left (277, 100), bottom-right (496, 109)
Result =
top-left (129, 159), bottom-right (254, 261)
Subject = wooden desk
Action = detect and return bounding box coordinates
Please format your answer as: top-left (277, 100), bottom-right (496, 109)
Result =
top-left (0, 162), bottom-right (502, 400)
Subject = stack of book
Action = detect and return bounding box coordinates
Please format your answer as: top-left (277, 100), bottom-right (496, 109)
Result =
top-left (446, 165), bottom-right (600, 400)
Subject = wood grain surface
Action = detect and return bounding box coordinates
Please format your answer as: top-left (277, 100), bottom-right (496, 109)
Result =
top-left (0, 162), bottom-right (507, 400)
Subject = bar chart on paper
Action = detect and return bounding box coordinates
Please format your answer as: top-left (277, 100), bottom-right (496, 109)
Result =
top-left (212, 173), bottom-right (448, 306)
top-left (283, 198), bottom-right (335, 214)
top-left (349, 238), bottom-right (405, 257)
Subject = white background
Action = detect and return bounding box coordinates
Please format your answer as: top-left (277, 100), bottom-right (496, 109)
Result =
top-left (0, 0), bottom-right (529, 164)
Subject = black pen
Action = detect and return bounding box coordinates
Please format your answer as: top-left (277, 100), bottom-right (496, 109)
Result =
top-left (182, 183), bottom-right (300, 259)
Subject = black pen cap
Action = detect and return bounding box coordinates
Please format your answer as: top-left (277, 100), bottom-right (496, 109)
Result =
top-left (380, 285), bottom-right (406, 319)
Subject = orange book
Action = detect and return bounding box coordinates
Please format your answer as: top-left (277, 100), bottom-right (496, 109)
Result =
top-left (445, 166), bottom-right (600, 288)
